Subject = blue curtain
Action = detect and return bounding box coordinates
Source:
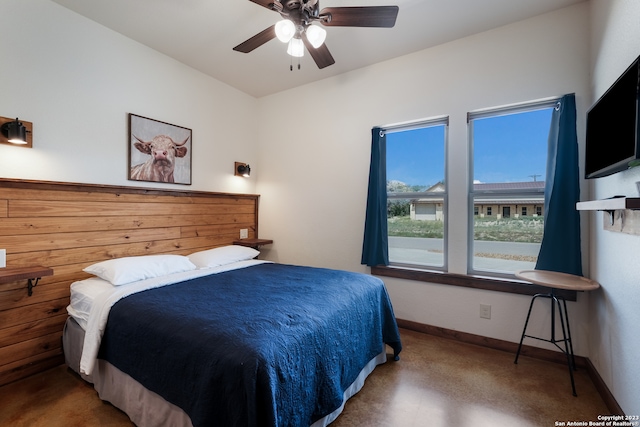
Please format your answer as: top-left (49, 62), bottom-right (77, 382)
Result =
top-left (361, 127), bottom-right (389, 267)
top-left (535, 94), bottom-right (582, 276)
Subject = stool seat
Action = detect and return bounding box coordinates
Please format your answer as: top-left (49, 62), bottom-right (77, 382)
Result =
top-left (514, 269), bottom-right (600, 397)
top-left (516, 269), bottom-right (600, 291)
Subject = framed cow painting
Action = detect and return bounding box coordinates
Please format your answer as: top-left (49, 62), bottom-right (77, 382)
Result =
top-left (128, 114), bottom-right (192, 185)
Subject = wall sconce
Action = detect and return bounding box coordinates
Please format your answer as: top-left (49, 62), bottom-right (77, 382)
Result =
top-left (0, 116), bottom-right (32, 147)
top-left (235, 162), bottom-right (251, 177)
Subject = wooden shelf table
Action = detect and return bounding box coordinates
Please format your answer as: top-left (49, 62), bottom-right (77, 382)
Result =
top-left (0, 266), bottom-right (54, 296)
top-left (232, 238), bottom-right (273, 249)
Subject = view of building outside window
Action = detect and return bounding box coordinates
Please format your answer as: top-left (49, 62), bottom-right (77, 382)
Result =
top-left (470, 106), bottom-right (552, 275)
top-left (386, 123), bottom-right (447, 268)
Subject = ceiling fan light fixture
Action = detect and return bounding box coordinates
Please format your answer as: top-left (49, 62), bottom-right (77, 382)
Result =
top-left (287, 37), bottom-right (304, 57)
top-left (306, 24), bottom-right (326, 48)
top-left (235, 0), bottom-right (399, 69)
top-left (275, 19), bottom-right (295, 43)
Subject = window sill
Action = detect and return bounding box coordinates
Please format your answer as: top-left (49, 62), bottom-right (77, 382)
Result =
top-left (371, 265), bottom-right (577, 301)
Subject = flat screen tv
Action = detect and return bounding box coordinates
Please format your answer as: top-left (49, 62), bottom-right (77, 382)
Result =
top-left (585, 55), bottom-right (640, 179)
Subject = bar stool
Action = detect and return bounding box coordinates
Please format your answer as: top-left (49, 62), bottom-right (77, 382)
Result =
top-left (514, 269), bottom-right (600, 396)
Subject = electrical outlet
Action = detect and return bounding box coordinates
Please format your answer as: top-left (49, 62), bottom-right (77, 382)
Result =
top-left (240, 229), bottom-right (248, 239)
top-left (480, 304), bottom-right (491, 319)
top-left (0, 249), bottom-right (5, 268)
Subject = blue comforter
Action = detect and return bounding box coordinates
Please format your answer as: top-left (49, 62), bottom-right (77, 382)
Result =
top-left (98, 263), bottom-right (402, 427)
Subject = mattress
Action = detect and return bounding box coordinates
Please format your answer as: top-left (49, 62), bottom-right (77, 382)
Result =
top-left (64, 260), bottom-right (401, 426)
top-left (64, 317), bottom-right (386, 427)
top-left (64, 316), bottom-right (194, 427)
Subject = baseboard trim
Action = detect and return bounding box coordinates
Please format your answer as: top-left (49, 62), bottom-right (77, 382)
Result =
top-left (584, 357), bottom-right (624, 415)
top-left (396, 318), bottom-right (623, 414)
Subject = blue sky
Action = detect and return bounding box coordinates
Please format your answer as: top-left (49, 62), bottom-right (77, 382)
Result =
top-left (386, 108), bottom-right (553, 187)
top-left (386, 126), bottom-right (445, 188)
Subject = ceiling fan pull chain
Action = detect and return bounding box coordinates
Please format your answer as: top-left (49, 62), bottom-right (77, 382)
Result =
top-left (289, 56), bottom-right (301, 71)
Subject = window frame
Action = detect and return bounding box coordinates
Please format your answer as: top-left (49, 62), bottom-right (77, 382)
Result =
top-left (383, 116), bottom-right (449, 272)
top-left (467, 97), bottom-right (558, 280)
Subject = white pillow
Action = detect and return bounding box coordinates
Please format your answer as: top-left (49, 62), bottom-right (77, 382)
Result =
top-left (83, 254), bottom-right (197, 286)
top-left (188, 245), bottom-right (259, 269)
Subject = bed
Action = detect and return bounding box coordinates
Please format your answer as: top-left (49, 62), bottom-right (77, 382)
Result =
top-left (63, 246), bottom-right (402, 427)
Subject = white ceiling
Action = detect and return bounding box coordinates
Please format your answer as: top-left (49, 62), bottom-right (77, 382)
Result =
top-left (51, 0), bottom-right (585, 98)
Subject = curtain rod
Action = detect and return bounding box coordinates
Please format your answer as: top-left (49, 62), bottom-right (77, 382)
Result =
top-left (378, 115), bottom-right (449, 134)
top-left (467, 95), bottom-right (565, 122)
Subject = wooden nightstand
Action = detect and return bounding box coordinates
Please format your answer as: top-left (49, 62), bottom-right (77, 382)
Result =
top-left (0, 266), bottom-right (54, 296)
top-left (232, 238), bottom-right (273, 249)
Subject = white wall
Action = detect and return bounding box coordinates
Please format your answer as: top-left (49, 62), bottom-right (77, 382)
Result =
top-left (256, 3), bottom-right (593, 355)
top-left (588, 0), bottom-right (640, 415)
top-left (0, 0), bottom-right (258, 195)
top-left (6, 0), bottom-right (635, 411)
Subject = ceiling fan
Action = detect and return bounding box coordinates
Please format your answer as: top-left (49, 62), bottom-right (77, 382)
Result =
top-left (233, 0), bottom-right (399, 69)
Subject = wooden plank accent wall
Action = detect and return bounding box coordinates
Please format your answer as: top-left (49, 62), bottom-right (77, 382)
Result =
top-left (0, 178), bottom-right (259, 386)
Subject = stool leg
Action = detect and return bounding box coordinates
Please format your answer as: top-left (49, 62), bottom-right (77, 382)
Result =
top-left (561, 297), bottom-right (577, 371)
top-left (515, 294), bottom-right (541, 364)
top-left (554, 295), bottom-right (577, 396)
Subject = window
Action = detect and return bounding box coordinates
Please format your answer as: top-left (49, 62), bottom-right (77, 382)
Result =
top-left (385, 118), bottom-right (448, 269)
top-left (469, 101), bottom-right (555, 277)
top-left (372, 96), bottom-right (579, 299)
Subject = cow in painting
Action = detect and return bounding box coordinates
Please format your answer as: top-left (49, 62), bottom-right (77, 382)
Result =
top-left (129, 135), bottom-right (189, 183)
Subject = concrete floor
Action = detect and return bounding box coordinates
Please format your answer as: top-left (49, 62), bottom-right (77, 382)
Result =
top-left (0, 328), bottom-right (610, 427)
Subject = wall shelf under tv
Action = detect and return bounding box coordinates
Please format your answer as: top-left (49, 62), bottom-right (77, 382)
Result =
top-left (576, 197), bottom-right (640, 211)
top-left (577, 197), bottom-right (640, 230)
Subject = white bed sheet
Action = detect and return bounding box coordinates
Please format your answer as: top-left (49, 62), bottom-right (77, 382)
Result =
top-left (67, 277), bottom-right (116, 330)
top-left (73, 259), bottom-right (271, 376)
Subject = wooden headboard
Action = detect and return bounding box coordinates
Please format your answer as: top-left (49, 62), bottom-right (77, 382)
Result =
top-left (0, 178), bottom-right (259, 386)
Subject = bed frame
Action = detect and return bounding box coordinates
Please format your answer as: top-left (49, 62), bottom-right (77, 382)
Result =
top-left (0, 178), bottom-right (259, 386)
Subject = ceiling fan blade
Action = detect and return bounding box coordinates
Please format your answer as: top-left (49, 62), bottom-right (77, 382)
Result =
top-left (301, 34), bottom-right (335, 69)
top-left (319, 6), bottom-right (399, 28)
top-left (233, 25), bottom-right (276, 53)
top-left (249, 0), bottom-right (281, 11)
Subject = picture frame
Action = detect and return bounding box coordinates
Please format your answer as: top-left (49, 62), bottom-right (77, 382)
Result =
top-left (128, 113), bottom-right (192, 185)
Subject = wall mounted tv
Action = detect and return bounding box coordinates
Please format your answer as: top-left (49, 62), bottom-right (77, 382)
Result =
top-left (585, 55), bottom-right (640, 179)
